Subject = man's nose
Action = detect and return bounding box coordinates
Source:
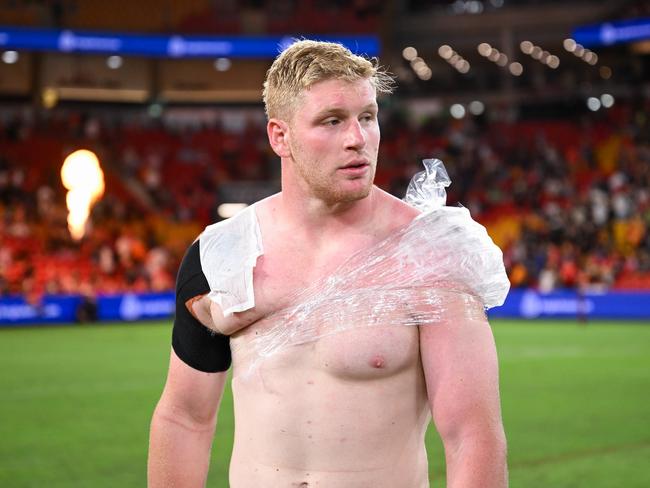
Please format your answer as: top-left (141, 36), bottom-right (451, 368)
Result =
top-left (344, 120), bottom-right (366, 150)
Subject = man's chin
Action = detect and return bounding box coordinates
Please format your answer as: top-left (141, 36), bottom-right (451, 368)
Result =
top-left (344, 185), bottom-right (373, 201)
top-left (321, 182), bottom-right (373, 205)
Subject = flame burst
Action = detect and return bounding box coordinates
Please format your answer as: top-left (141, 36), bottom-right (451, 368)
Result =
top-left (61, 150), bottom-right (105, 240)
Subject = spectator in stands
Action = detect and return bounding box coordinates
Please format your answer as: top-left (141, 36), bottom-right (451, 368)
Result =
top-left (1, 89), bottom-right (650, 296)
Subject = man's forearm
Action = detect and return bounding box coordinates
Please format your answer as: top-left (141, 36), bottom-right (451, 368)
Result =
top-left (444, 432), bottom-right (508, 488)
top-left (148, 404), bottom-right (218, 488)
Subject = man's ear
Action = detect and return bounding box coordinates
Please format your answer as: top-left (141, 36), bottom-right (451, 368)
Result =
top-left (267, 118), bottom-right (292, 159)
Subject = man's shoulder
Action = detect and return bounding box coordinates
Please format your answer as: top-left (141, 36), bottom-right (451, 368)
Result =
top-left (202, 204), bottom-right (258, 237)
top-left (197, 202), bottom-right (264, 316)
top-left (375, 187), bottom-right (422, 227)
top-left (412, 206), bottom-right (511, 309)
top-left (200, 204), bottom-right (263, 258)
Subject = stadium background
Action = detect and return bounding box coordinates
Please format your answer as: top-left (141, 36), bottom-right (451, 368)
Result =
top-left (0, 0), bottom-right (649, 486)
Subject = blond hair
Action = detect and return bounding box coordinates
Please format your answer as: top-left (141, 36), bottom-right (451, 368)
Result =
top-left (262, 39), bottom-right (394, 120)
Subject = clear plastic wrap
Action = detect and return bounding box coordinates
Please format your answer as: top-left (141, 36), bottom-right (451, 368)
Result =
top-left (229, 159), bottom-right (510, 376)
top-left (404, 158), bottom-right (451, 211)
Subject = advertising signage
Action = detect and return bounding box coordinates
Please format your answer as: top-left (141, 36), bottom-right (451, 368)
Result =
top-left (0, 26), bottom-right (380, 58)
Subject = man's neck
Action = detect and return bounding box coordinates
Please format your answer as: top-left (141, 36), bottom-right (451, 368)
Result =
top-left (275, 186), bottom-right (380, 241)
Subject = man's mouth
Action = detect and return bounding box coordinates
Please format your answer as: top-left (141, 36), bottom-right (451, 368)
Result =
top-left (341, 160), bottom-right (369, 169)
top-left (338, 161), bottom-right (371, 177)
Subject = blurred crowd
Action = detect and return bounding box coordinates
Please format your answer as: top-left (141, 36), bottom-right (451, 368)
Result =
top-left (376, 100), bottom-right (650, 291)
top-left (0, 111), bottom-right (193, 300)
top-left (1, 97), bottom-right (649, 301)
top-left (6, 0), bottom-right (381, 34)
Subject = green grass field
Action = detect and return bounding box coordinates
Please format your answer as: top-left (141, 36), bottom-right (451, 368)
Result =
top-left (0, 319), bottom-right (649, 487)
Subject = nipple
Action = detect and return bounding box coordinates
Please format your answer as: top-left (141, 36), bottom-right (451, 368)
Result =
top-left (371, 355), bottom-right (385, 368)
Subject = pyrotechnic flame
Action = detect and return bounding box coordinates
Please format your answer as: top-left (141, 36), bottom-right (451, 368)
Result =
top-left (61, 149), bottom-right (105, 240)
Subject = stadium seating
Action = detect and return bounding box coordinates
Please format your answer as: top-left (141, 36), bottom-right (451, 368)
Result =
top-left (0, 102), bottom-right (648, 300)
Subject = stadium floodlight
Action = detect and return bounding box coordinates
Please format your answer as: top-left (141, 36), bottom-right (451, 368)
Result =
top-left (438, 45), bottom-right (453, 60)
top-left (2, 50), bottom-right (18, 64)
top-left (600, 93), bottom-right (614, 108)
top-left (478, 43), bottom-right (492, 57)
top-left (415, 64), bottom-right (429, 76)
top-left (587, 97), bottom-right (601, 111)
top-left (450, 104), bottom-right (466, 119)
top-left (509, 62), bottom-right (523, 76)
top-left (563, 38), bottom-right (576, 52)
top-left (411, 58), bottom-right (430, 77)
top-left (466, 0), bottom-right (483, 14)
top-left (106, 55), bottom-right (122, 69)
top-left (418, 68), bottom-right (432, 80)
top-left (457, 60), bottom-right (470, 73)
top-left (587, 52), bottom-right (598, 65)
top-left (411, 56), bottom-right (424, 67)
top-left (402, 46), bottom-right (418, 61)
top-left (520, 41), bottom-right (533, 55)
top-left (214, 57), bottom-right (231, 71)
top-left (469, 100), bottom-right (485, 115)
top-left (218, 203), bottom-right (248, 219)
top-left (547, 55), bottom-right (560, 69)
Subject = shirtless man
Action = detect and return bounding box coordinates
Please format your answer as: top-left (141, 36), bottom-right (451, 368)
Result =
top-left (148, 40), bottom-right (508, 487)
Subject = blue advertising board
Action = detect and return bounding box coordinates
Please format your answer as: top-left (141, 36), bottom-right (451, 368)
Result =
top-left (572, 17), bottom-right (650, 47)
top-left (0, 292), bottom-right (175, 326)
top-left (488, 289), bottom-right (650, 320)
top-left (98, 292), bottom-right (175, 321)
top-left (0, 294), bottom-right (82, 325)
top-left (0, 26), bottom-right (379, 58)
top-left (0, 289), bottom-right (648, 326)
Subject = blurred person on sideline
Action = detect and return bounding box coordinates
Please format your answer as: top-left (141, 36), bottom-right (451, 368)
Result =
top-left (148, 40), bottom-right (508, 488)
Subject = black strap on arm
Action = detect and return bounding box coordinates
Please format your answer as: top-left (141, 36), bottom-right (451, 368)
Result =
top-left (171, 240), bottom-right (232, 372)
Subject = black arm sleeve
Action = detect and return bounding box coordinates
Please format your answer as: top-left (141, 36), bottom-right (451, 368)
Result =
top-left (171, 240), bottom-right (232, 372)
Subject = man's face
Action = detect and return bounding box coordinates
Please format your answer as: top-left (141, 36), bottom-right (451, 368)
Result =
top-left (286, 78), bottom-right (380, 204)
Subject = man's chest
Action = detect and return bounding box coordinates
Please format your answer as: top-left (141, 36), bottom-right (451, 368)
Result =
top-left (228, 248), bottom-right (422, 379)
top-left (253, 248), bottom-right (332, 308)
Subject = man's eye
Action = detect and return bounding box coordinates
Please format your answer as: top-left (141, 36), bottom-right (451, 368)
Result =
top-left (361, 114), bottom-right (376, 122)
top-left (324, 118), bottom-right (340, 126)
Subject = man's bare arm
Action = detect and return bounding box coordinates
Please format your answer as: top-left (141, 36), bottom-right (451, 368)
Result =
top-left (148, 348), bottom-right (228, 488)
top-left (419, 295), bottom-right (507, 488)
